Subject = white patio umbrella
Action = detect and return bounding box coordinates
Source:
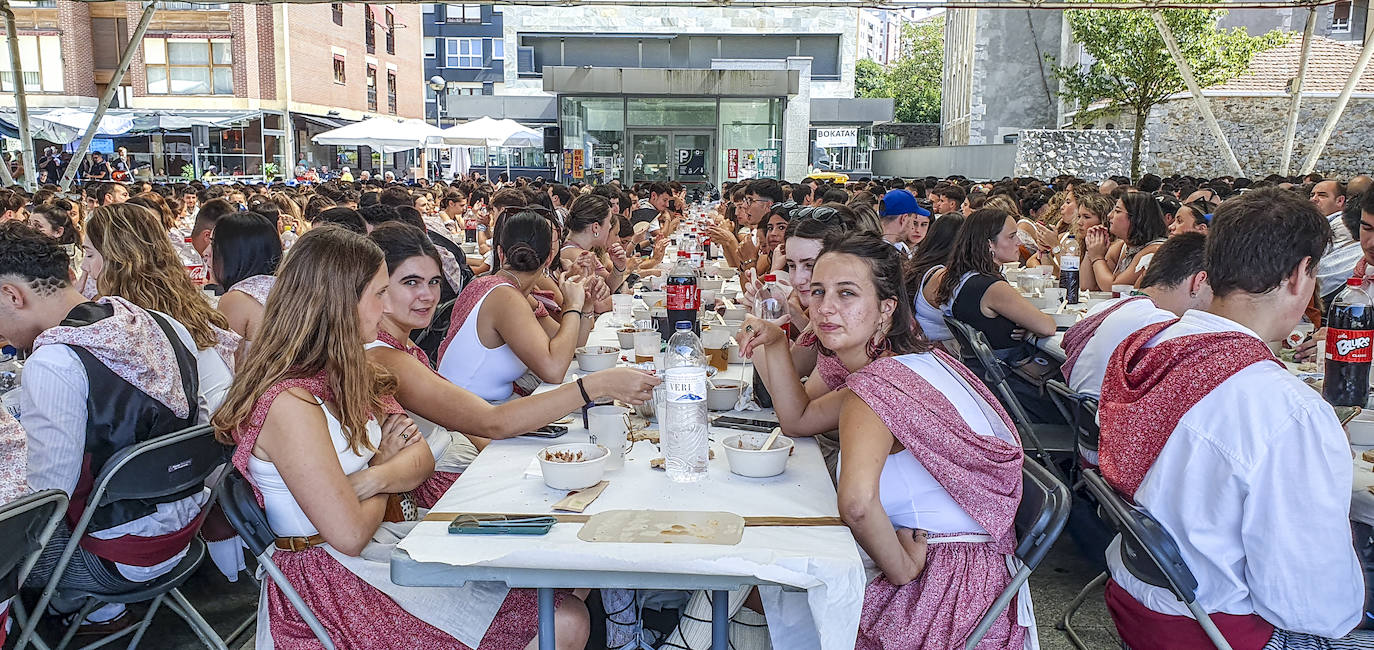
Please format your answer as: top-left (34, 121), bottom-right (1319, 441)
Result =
top-left (29, 108), bottom-right (137, 145)
top-left (311, 117), bottom-right (446, 154)
top-left (436, 117), bottom-right (543, 179)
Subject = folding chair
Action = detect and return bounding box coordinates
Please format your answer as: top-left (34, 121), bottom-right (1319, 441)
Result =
top-left (412, 297), bottom-right (457, 367)
top-left (944, 317), bottom-right (1074, 479)
top-left (13, 425), bottom-right (229, 650)
top-left (1080, 469), bottom-right (1233, 650)
top-left (217, 469), bottom-right (336, 650)
top-left (0, 490), bottom-right (69, 622)
top-left (964, 459), bottom-right (1071, 649)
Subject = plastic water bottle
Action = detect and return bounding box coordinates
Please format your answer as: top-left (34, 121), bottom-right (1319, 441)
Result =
top-left (662, 322), bottom-right (709, 483)
top-left (1059, 235), bottom-right (1081, 305)
top-left (0, 353), bottom-right (22, 420)
top-left (756, 274), bottom-right (789, 337)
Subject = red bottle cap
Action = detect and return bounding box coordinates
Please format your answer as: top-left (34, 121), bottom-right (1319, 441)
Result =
top-left (1349, 277), bottom-right (1365, 287)
top-left (763, 274), bottom-right (777, 282)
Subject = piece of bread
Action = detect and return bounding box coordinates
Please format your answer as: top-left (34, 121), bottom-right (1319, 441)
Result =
top-left (1361, 449), bottom-right (1374, 464)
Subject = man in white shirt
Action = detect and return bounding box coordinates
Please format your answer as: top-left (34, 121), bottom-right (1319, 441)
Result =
top-left (1062, 232), bottom-right (1212, 401)
top-left (1097, 188), bottom-right (1370, 648)
top-left (1312, 179), bottom-right (1363, 304)
top-left (0, 223), bottom-right (219, 634)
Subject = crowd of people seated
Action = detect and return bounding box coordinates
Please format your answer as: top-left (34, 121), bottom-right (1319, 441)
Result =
top-left (0, 167), bottom-right (1369, 649)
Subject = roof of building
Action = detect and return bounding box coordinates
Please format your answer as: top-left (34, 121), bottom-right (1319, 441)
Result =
top-left (1208, 36), bottom-right (1374, 94)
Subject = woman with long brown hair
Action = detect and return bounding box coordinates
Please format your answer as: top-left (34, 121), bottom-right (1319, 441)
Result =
top-left (83, 202), bottom-right (241, 371)
top-left (213, 225), bottom-right (588, 649)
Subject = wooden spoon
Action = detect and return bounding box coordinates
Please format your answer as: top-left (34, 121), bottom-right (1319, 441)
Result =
top-left (761, 426), bottom-right (782, 452)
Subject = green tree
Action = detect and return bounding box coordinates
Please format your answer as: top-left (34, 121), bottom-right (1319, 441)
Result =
top-left (1049, 2), bottom-right (1287, 178)
top-left (855, 15), bottom-right (943, 124)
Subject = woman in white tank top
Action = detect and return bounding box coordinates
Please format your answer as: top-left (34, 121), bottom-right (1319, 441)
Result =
top-left (437, 210), bottom-right (604, 401)
top-left (210, 211), bottom-right (283, 343)
top-left (213, 226), bottom-right (592, 649)
top-left (365, 224), bottom-right (659, 506)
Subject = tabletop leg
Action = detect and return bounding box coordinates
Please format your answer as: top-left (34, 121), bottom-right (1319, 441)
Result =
top-left (538, 587), bottom-right (555, 650)
top-left (711, 590), bottom-right (729, 650)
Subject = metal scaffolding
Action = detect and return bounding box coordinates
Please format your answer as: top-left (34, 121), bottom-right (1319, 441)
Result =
top-left (0, 0), bottom-right (1360, 184)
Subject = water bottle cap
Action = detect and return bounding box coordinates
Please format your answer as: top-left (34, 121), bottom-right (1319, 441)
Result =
top-left (1349, 276), bottom-right (1365, 287)
top-left (675, 321), bottom-right (692, 330)
top-left (763, 274), bottom-right (777, 282)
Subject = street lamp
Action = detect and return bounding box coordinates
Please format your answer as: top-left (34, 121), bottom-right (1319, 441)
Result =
top-left (428, 75), bottom-right (446, 128)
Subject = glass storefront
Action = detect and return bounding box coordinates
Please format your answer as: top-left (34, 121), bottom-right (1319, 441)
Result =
top-left (559, 96), bottom-right (782, 187)
top-left (808, 125), bottom-right (875, 174)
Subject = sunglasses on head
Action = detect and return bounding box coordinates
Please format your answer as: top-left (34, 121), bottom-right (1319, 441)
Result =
top-left (790, 205), bottom-right (839, 222)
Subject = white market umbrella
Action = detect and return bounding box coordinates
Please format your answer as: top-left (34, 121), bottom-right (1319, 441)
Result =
top-left (437, 117), bottom-right (541, 179)
top-left (30, 108), bottom-right (137, 144)
top-left (312, 117), bottom-right (446, 154)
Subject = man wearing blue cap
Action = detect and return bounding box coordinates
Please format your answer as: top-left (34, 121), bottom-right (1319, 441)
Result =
top-left (879, 189), bottom-right (930, 257)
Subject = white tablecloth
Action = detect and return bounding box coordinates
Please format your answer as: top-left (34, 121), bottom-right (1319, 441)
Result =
top-left (394, 302), bottom-right (865, 650)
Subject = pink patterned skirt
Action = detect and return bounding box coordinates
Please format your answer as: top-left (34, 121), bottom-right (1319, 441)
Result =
top-left (856, 538), bottom-right (1024, 650)
top-left (411, 471), bottom-right (461, 510)
top-left (266, 546), bottom-right (564, 650)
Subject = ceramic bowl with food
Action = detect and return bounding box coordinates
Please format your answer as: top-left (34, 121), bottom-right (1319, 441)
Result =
top-left (707, 381), bottom-right (742, 411)
top-left (538, 443), bottom-right (609, 490)
top-left (576, 345), bottom-right (620, 372)
top-left (721, 433), bottom-right (792, 478)
top-left (616, 328), bottom-right (639, 348)
top-left (699, 277), bottom-right (725, 292)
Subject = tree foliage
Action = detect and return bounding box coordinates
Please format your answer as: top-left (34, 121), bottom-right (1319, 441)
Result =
top-left (1048, 2), bottom-right (1287, 177)
top-left (856, 15), bottom-right (944, 124)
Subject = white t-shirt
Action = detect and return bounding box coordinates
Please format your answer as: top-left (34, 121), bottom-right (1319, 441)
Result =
top-left (1066, 296), bottom-right (1175, 399)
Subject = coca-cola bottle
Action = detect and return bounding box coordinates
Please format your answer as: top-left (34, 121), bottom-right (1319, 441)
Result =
top-left (1323, 276), bottom-right (1374, 406)
top-left (178, 237), bottom-right (207, 286)
top-left (664, 253), bottom-right (700, 339)
top-left (1059, 235), bottom-right (1081, 305)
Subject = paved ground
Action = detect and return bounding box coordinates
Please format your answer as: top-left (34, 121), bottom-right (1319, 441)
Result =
top-left (9, 533), bottom-right (1119, 650)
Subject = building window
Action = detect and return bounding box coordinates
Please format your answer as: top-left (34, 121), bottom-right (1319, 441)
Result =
top-left (1332, 0), bottom-right (1352, 32)
top-left (0, 34), bottom-right (62, 92)
top-left (364, 5), bottom-right (376, 54)
top-left (366, 64), bottom-right (377, 111)
top-left (446, 37), bottom-right (481, 68)
top-left (491, 38), bottom-right (504, 60)
top-left (387, 69), bottom-right (398, 114)
top-left (385, 8), bottom-right (395, 54)
top-left (332, 2), bottom-right (343, 25)
top-left (144, 37), bottom-right (233, 95)
top-left (447, 4), bottom-right (481, 23)
top-left (333, 54), bottom-right (346, 84)
top-left (424, 38), bottom-right (436, 58)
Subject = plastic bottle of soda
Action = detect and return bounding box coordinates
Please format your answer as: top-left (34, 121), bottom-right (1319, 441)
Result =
top-left (1323, 277), bottom-right (1374, 407)
top-left (665, 253), bottom-right (700, 338)
top-left (1059, 235), bottom-right (1081, 305)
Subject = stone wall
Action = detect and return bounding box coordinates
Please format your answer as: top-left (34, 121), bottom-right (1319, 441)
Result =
top-left (873, 123), bottom-right (940, 148)
top-left (1014, 129), bottom-right (1138, 179)
top-left (1145, 96), bottom-right (1374, 178)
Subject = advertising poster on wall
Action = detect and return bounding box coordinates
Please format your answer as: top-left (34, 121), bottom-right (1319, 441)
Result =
top-left (727, 149), bottom-right (739, 179)
top-left (572, 149), bottom-right (584, 179)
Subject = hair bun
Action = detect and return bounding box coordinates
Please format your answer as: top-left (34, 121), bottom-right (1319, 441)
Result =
top-left (505, 242), bottom-right (542, 271)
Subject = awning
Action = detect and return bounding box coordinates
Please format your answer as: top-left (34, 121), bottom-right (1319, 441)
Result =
top-left (296, 114), bottom-right (345, 129)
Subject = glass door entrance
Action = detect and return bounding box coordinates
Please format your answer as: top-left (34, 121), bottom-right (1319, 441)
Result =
top-left (628, 130), bottom-right (713, 186)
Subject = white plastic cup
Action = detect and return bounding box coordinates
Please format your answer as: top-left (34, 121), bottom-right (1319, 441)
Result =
top-left (633, 330), bottom-right (660, 361)
top-left (587, 405), bottom-right (629, 470)
top-left (612, 294), bottom-right (635, 321)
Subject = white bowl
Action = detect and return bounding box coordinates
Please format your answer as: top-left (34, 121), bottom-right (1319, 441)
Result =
top-left (1349, 414), bottom-right (1374, 446)
top-left (1049, 312), bottom-right (1081, 328)
top-left (631, 307), bottom-right (650, 321)
top-left (538, 443), bottom-right (609, 490)
top-left (616, 328), bottom-right (638, 349)
top-left (1087, 291), bottom-right (1114, 301)
top-left (576, 345), bottom-right (620, 372)
top-left (641, 291), bottom-right (667, 309)
top-left (727, 343), bottom-right (745, 364)
top-left (707, 381), bottom-right (743, 411)
top-left (722, 433), bottom-right (792, 478)
top-left (1028, 296), bottom-right (1059, 311)
top-left (715, 266), bottom-right (739, 280)
top-left (699, 277), bottom-right (725, 292)
top-left (722, 307), bottom-right (748, 321)
top-left (712, 320), bottom-right (744, 340)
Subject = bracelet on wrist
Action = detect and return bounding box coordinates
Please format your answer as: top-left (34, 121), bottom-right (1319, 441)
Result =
top-left (576, 377), bottom-right (593, 405)
top-left (563, 309), bottom-right (582, 319)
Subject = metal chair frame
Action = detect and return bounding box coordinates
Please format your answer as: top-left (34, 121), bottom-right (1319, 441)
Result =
top-left (0, 490), bottom-right (69, 605)
top-left (12, 424), bottom-right (229, 650)
top-left (943, 316), bottom-right (1072, 481)
top-left (216, 469), bottom-right (336, 650)
top-left (964, 459), bottom-right (1072, 649)
top-left (1081, 469), bottom-right (1234, 650)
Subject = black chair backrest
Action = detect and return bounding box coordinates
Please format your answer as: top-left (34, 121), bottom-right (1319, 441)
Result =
top-left (1014, 459), bottom-right (1070, 565)
top-left (1082, 470), bottom-right (1200, 601)
top-left (94, 424), bottom-right (228, 506)
top-left (218, 470), bottom-right (275, 557)
top-left (412, 297), bottom-right (457, 367)
top-left (1045, 380), bottom-right (1099, 454)
top-left (0, 490), bottom-right (68, 601)
top-left (944, 317), bottom-right (1007, 385)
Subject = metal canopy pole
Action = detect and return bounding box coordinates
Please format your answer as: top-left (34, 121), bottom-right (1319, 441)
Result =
top-left (1151, 10), bottom-right (1243, 176)
top-left (1280, 7), bottom-right (1316, 176)
top-left (0, 148), bottom-right (15, 187)
top-left (58, 0), bottom-right (157, 191)
top-left (1299, 32), bottom-right (1374, 175)
top-left (2, 0), bottom-right (36, 190)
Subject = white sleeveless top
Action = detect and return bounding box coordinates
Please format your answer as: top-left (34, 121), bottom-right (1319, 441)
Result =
top-left (436, 285), bottom-right (527, 402)
top-left (249, 398), bottom-right (381, 537)
top-left (913, 265), bottom-right (953, 342)
top-left (365, 339), bottom-right (478, 473)
top-left (872, 353), bottom-right (1016, 534)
